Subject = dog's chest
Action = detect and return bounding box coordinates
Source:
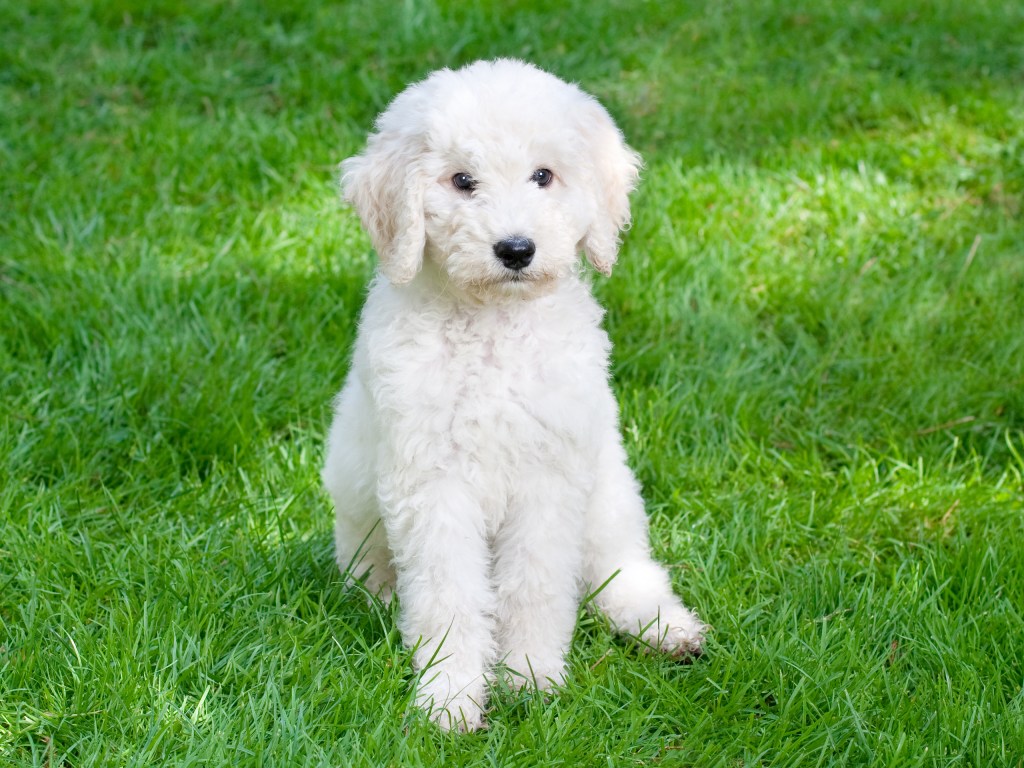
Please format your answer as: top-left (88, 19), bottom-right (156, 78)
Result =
top-left (366, 294), bottom-right (608, 452)
top-left (440, 306), bottom-right (601, 450)
top-left (359, 283), bottom-right (616, 532)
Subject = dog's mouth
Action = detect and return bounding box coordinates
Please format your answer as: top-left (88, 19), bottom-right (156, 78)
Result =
top-left (500, 264), bottom-right (561, 285)
top-left (436, 245), bottom-right (566, 299)
top-left (455, 268), bottom-right (556, 301)
top-left (497, 269), bottom-right (554, 291)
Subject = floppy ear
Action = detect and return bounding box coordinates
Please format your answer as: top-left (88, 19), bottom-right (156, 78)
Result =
top-left (340, 128), bottom-right (426, 285)
top-left (578, 101), bottom-right (643, 276)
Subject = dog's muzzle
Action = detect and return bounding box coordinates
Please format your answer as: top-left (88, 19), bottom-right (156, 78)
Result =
top-left (493, 236), bottom-right (535, 271)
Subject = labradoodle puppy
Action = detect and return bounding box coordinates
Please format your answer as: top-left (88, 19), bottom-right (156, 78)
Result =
top-left (322, 59), bottom-right (705, 731)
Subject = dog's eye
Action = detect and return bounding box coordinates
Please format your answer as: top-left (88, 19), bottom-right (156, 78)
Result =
top-left (531, 168), bottom-right (554, 188)
top-left (452, 172), bottom-right (477, 192)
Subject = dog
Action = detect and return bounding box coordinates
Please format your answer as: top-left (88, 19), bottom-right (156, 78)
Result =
top-left (322, 59), bottom-right (705, 731)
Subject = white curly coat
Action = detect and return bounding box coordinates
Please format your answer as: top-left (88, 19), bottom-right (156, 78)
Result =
top-left (322, 59), bottom-right (705, 731)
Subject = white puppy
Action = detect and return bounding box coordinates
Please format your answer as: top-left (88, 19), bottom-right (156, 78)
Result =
top-left (322, 59), bottom-right (705, 732)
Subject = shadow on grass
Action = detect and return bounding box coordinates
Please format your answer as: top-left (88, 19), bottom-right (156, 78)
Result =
top-left (4, 0), bottom-right (1023, 484)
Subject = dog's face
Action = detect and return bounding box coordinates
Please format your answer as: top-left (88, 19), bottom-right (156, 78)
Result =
top-left (341, 60), bottom-right (642, 300)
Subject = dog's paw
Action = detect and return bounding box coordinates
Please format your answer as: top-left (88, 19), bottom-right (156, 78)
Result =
top-left (415, 675), bottom-right (487, 732)
top-left (499, 655), bottom-right (567, 692)
top-left (420, 692), bottom-right (486, 732)
top-left (372, 581), bottom-right (395, 605)
top-left (638, 607), bottom-right (706, 659)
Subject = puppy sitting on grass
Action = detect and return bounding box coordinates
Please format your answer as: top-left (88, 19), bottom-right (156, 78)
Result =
top-left (322, 59), bottom-right (705, 731)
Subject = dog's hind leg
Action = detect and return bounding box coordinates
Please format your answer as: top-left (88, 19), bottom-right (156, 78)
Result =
top-left (582, 440), bottom-right (705, 657)
top-left (323, 379), bottom-right (396, 601)
top-left (333, 502), bottom-right (395, 602)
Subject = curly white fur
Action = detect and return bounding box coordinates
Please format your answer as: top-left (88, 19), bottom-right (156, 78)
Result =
top-left (322, 59), bottom-right (705, 732)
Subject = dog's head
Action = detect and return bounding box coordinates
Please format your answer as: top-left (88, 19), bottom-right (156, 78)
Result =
top-left (341, 59), bottom-right (642, 298)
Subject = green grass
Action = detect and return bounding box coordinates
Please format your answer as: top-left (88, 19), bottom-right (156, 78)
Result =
top-left (2, 0), bottom-right (1023, 765)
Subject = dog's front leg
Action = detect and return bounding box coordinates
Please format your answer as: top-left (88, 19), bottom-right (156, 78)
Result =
top-left (492, 478), bottom-right (586, 691)
top-left (381, 474), bottom-right (496, 732)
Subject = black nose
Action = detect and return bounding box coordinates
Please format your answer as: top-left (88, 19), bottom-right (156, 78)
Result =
top-left (493, 236), bottom-right (535, 271)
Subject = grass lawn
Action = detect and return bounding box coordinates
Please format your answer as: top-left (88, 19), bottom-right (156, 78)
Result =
top-left (2, 0), bottom-right (1023, 765)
